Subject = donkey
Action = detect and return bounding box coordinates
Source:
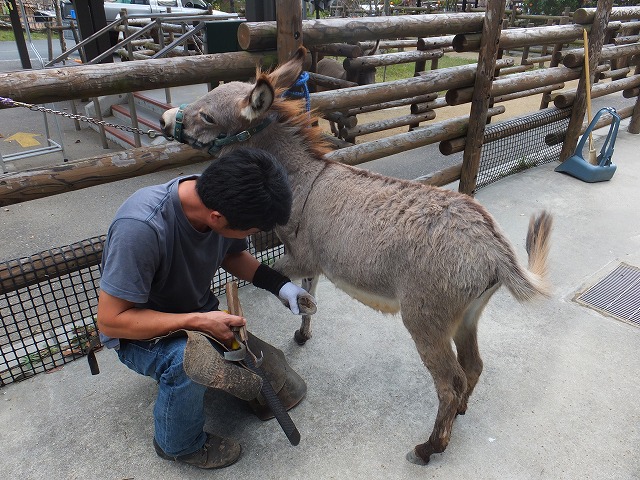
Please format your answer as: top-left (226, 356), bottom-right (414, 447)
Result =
top-left (160, 47), bottom-right (553, 465)
top-left (315, 40), bottom-right (381, 87)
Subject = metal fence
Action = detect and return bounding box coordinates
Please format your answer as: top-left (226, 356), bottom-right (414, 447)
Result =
top-left (0, 231), bottom-right (284, 387)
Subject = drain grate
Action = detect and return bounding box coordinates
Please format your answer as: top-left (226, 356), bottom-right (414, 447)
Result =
top-left (576, 263), bottom-right (640, 327)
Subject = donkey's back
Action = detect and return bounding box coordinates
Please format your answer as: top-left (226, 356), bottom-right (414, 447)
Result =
top-left (289, 162), bottom-right (547, 313)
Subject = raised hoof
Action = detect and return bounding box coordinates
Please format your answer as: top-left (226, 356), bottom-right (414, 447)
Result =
top-left (406, 449), bottom-right (429, 466)
top-left (294, 329), bottom-right (309, 345)
top-left (297, 294), bottom-right (317, 315)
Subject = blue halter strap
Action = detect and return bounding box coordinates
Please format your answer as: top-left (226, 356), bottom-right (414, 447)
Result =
top-left (283, 72), bottom-right (311, 112)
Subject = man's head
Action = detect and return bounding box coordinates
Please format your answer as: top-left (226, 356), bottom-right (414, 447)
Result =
top-left (196, 147), bottom-right (292, 232)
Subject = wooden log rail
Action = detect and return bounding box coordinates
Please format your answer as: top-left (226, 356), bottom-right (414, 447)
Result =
top-left (237, 13), bottom-right (486, 51)
top-left (493, 83), bottom-right (564, 104)
top-left (313, 43), bottom-right (363, 58)
top-left (345, 93), bottom-right (438, 116)
top-left (574, 7), bottom-right (640, 25)
top-left (344, 49), bottom-right (443, 70)
top-left (417, 35), bottom-right (456, 50)
top-left (0, 144), bottom-right (209, 207)
top-left (446, 65), bottom-right (599, 106)
top-left (324, 106), bottom-right (505, 167)
top-left (340, 111), bottom-right (437, 138)
top-left (0, 237), bottom-right (105, 295)
top-left (0, 51), bottom-right (277, 105)
top-left (561, 43), bottom-right (640, 68)
top-left (308, 72), bottom-right (358, 90)
top-left (310, 59), bottom-right (514, 113)
top-left (600, 67), bottom-right (632, 80)
top-left (411, 97), bottom-right (448, 114)
top-left (452, 22), bottom-right (622, 52)
top-left (359, 39), bottom-right (419, 50)
top-left (553, 74), bottom-right (640, 108)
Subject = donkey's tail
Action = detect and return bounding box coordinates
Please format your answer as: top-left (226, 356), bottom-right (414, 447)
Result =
top-left (499, 211), bottom-right (553, 301)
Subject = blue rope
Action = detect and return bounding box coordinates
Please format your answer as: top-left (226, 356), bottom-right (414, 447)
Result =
top-left (283, 72), bottom-right (311, 112)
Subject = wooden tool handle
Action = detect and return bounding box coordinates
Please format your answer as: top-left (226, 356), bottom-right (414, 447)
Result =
top-left (225, 281), bottom-right (243, 317)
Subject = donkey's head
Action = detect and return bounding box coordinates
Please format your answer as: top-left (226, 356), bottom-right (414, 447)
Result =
top-left (161, 47), bottom-right (308, 154)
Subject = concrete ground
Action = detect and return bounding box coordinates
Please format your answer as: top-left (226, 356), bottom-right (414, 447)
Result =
top-left (0, 118), bottom-right (638, 480)
top-left (1, 40), bottom-right (639, 480)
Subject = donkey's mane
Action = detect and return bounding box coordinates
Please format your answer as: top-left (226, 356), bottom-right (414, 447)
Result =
top-left (263, 80), bottom-right (332, 161)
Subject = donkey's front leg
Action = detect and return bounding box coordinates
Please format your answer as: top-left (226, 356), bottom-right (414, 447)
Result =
top-left (294, 276), bottom-right (319, 345)
top-left (272, 254), bottom-right (318, 345)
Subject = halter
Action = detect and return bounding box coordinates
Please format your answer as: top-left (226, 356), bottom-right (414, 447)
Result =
top-left (173, 103), bottom-right (273, 155)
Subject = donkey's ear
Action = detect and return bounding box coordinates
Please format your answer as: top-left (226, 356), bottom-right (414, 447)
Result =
top-left (241, 77), bottom-right (275, 121)
top-left (268, 46), bottom-right (308, 90)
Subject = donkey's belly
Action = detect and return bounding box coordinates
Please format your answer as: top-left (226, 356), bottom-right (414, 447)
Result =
top-left (332, 278), bottom-right (400, 314)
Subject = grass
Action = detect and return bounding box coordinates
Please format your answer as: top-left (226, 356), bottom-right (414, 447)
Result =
top-left (377, 54), bottom-right (477, 82)
top-left (0, 29), bottom-right (52, 41)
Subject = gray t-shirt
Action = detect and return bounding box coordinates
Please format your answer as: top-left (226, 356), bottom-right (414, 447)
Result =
top-left (99, 175), bottom-right (247, 348)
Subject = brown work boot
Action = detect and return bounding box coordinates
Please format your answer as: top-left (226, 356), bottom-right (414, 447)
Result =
top-left (153, 433), bottom-right (241, 469)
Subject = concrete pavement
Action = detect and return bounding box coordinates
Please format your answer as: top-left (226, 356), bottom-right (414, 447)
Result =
top-left (0, 38), bottom-right (639, 480)
top-left (0, 117), bottom-right (639, 479)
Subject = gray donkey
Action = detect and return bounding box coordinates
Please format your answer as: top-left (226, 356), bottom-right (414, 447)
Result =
top-left (160, 47), bottom-right (553, 465)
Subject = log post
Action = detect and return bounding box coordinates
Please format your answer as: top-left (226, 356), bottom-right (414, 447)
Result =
top-left (559, 0), bottom-right (614, 162)
top-left (628, 42), bottom-right (640, 133)
top-left (457, 0), bottom-right (503, 195)
top-left (276, 0), bottom-right (303, 64)
top-left (541, 15), bottom-right (572, 108)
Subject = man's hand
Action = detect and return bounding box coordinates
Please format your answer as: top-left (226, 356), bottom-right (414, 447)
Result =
top-left (278, 282), bottom-right (317, 315)
top-left (195, 310), bottom-right (246, 347)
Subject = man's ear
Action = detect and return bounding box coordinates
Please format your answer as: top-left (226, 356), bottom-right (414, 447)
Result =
top-left (209, 210), bottom-right (225, 226)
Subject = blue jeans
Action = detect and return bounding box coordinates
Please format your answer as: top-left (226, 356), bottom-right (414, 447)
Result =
top-left (117, 336), bottom-right (208, 457)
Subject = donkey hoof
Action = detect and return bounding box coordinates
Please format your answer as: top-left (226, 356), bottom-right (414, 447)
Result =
top-left (406, 449), bottom-right (430, 466)
top-left (297, 294), bottom-right (317, 315)
top-left (294, 329), bottom-right (309, 345)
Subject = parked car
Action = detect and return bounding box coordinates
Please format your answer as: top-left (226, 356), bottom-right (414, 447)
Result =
top-left (102, 0), bottom-right (233, 22)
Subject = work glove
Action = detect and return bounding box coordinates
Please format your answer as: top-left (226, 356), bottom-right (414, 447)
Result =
top-left (278, 282), bottom-right (317, 315)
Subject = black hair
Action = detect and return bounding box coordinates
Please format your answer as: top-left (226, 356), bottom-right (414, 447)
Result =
top-left (196, 147), bottom-right (292, 231)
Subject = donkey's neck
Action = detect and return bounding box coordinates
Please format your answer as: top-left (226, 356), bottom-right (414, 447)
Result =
top-left (254, 121), bottom-right (326, 177)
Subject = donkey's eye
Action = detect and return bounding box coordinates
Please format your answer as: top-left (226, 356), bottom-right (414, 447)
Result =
top-left (200, 112), bottom-right (215, 125)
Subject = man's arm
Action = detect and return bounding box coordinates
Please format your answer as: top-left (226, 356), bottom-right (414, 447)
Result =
top-left (96, 290), bottom-right (246, 345)
top-left (220, 250), bottom-right (261, 281)
top-left (222, 250), bottom-right (313, 315)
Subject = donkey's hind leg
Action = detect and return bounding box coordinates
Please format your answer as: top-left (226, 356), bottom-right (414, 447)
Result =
top-left (294, 276), bottom-right (319, 345)
top-left (453, 283), bottom-right (501, 415)
top-left (402, 307), bottom-right (467, 465)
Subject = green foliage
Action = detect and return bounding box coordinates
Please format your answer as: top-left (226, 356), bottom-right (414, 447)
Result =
top-left (523, 0), bottom-right (581, 15)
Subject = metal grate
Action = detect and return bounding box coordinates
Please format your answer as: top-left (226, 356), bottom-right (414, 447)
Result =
top-left (0, 231), bottom-right (285, 387)
top-left (576, 263), bottom-right (640, 327)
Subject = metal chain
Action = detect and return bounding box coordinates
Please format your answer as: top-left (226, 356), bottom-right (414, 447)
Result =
top-left (0, 97), bottom-right (172, 140)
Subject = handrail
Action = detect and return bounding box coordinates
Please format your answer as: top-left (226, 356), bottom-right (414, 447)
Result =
top-left (45, 11), bottom-right (236, 68)
top-left (88, 20), bottom-right (159, 64)
top-left (151, 21), bottom-right (206, 58)
top-left (45, 17), bottom-right (126, 67)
